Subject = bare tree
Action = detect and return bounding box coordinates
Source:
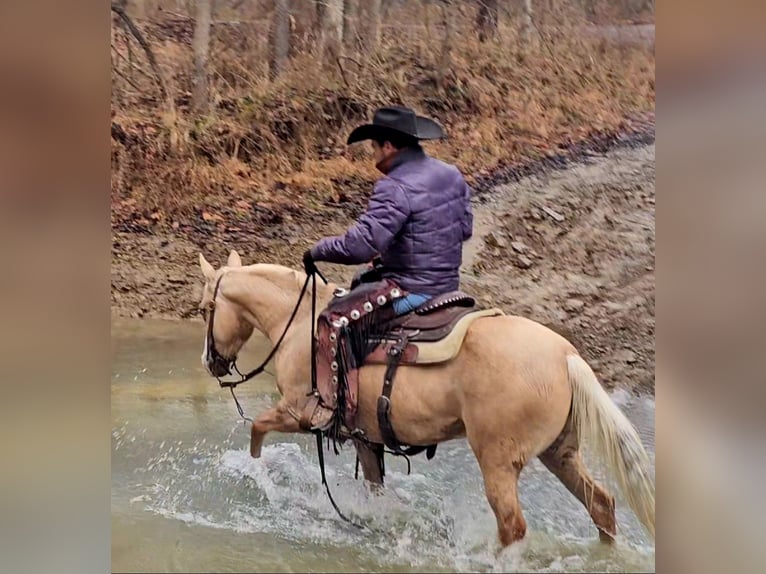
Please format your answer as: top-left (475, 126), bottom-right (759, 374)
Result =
top-left (268, 0), bottom-right (291, 80)
top-left (476, 0), bottom-right (499, 42)
top-left (316, 0), bottom-right (343, 63)
top-left (342, 0), bottom-right (359, 52)
top-left (192, 0), bottom-right (213, 114)
top-left (363, 0), bottom-right (382, 53)
top-left (437, 0), bottom-right (455, 88)
top-left (128, 0), bottom-right (146, 19)
top-left (111, 2), bottom-right (175, 114)
top-left (522, 0), bottom-right (533, 45)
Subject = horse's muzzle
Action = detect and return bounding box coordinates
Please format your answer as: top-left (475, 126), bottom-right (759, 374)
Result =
top-left (206, 355), bottom-right (233, 378)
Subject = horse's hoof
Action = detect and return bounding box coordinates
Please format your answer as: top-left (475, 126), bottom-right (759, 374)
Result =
top-left (598, 529), bottom-right (616, 544)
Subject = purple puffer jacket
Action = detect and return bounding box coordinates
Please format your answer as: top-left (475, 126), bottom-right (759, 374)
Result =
top-left (310, 148), bottom-right (473, 295)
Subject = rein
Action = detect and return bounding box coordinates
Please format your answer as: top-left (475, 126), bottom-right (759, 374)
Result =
top-left (206, 271), bottom-right (315, 390)
top-left (205, 266), bottom-right (366, 531)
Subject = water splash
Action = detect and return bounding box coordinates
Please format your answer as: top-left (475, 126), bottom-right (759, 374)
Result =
top-left (114, 391), bottom-right (654, 572)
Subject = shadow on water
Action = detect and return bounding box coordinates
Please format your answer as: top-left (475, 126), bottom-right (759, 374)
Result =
top-left (112, 317), bottom-right (655, 573)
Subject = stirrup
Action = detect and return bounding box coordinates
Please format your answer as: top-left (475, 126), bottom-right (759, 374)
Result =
top-left (300, 394), bottom-right (335, 432)
top-left (310, 404), bottom-right (335, 432)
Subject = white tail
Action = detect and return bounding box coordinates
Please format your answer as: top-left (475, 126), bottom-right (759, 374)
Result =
top-left (567, 354), bottom-right (656, 539)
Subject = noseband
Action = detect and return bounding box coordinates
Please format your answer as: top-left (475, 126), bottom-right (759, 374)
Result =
top-left (205, 276), bottom-right (236, 377)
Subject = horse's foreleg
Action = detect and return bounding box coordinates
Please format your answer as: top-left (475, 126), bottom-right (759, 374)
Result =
top-left (539, 429), bottom-right (617, 542)
top-left (250, 402), bottom-right (301, 458)
top-left (353, 439), bottom-right (385, 492)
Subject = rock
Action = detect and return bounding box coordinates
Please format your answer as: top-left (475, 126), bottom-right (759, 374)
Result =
top-left (486, 232), bottom-right (507, 248)
top-left (564, 298), bottom-right (585, 312)
top-left (615, 349), bottom-right (638, 364)
top-left (516, 255), bottom-right (533, 269)
top-left (167, 276), bottom-right (187, 285)
top-left (511, 241), bottom-right (527, 254)
top-left (541, 205), bottom-right (565, 222)
top-left (604, 301), bottom-right (626, 312)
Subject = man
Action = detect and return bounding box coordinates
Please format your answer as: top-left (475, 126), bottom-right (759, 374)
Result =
top-left (303, 105), bottom-right (473, 313)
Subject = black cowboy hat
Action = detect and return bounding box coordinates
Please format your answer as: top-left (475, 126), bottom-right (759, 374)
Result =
top-left (346, 105), bottom-right (446, 145)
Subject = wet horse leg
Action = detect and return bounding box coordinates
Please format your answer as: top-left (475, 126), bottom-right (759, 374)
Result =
top-left (249, 402), bottom-right (301, 458)
top-left (467, 433), bottom-right (528, 548)
top-left (479, 457), bottom-right (527, 548)
top-left (539, 426), bottom-right (617, 542)
top-left (353, 439), bottom-right (384, 492)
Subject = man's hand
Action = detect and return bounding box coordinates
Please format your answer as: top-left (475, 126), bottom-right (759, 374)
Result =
top-left (303, 249), bottom-right (319, 276)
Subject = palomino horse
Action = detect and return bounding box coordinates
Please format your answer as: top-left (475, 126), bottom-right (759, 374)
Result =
top-left (198, 250), bottom-right (655, 548)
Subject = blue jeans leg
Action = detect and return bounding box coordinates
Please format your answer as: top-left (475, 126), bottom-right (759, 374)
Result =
top-left (392, 293), bottom-right (432, 316)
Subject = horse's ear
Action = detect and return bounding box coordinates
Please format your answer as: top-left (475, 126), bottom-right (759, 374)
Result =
top-left (227, 250), bottom-right (242, 267)
top-left (199, 253), bottom-right (215, 281)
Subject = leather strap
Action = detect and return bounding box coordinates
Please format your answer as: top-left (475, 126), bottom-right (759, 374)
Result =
top-left (376, 334), bottom-right (439, 459)
top-left (377, 335), bottom-right (407, 451)
top-left (300, 394), bottom-right (322, 432)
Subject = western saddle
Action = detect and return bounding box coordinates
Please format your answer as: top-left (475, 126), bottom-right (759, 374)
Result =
top-left (301, 279), bottom-right (503, 460)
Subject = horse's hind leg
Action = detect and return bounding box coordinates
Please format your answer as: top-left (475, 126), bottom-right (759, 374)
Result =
top-left (468, 437), bottom-right (527, 547)
top-left (539, 425), bottom-right (617, 542)
top-left (483, 462), bottom-right (527, 547)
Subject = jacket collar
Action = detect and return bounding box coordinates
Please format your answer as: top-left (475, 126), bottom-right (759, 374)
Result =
top-left (376, 147), bottom-right (426, 175)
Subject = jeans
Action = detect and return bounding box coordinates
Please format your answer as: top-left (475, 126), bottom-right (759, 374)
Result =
top-left (392, 293), bottom-right (432, 316)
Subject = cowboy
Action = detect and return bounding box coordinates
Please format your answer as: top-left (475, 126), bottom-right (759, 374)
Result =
top-left (299, 106), bottom-right (474, 435)
top-left (303, 105), bottom-right (473, 313)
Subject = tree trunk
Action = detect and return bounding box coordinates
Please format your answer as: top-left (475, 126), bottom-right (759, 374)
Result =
top-left (521, 0), bottom-right (533, 45)
top-left (476, 0), bottom-right (499, 42)
top-left (437, 0), bottom-right (455, 88)
top-left (316, 0), bottom-right (343, 63)
top-left (363, 0), bottom-right (382, 53)
top-left (268, 0), bottom-right (291, 80)
top-left (192, 0), bottom-right (212, 114)
top-left (128, 0), bottom-right (146, 19)
top-left (343, 0), bottom-right (359, 51)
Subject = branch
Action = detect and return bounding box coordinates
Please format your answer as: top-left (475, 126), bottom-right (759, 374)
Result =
top-left (337, 54), bottom-right (363, 68)
top-left (111, 2), bottom-right (175, 113)
top-left (111, 43), bottom-right (155, 82)
top-left (111, 121), bottom-right (135, 146)
top-left (335, 56), bottom-right (350, 89)
top-left (112, 61), bottom-right (144, 92)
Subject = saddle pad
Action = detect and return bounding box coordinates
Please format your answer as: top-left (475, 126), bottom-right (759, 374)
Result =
top-left (367, 308), bottom-right (504, 365)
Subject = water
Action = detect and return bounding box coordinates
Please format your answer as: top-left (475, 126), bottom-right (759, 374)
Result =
top-left (112, 317), bottom-right (655, 573)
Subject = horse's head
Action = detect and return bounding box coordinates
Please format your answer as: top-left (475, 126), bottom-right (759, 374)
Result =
top-left (198, 250), bottom-right (255, 378)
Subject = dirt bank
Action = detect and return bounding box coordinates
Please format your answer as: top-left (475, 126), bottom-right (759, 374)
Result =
top-left (111, 140), bottom-right (654, 394)
top-left (462, 143), bottom-right (655, 394)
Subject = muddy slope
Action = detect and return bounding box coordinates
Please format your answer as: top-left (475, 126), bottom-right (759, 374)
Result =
top-left (461, 144), bottom-right (655, 393)
top-left (111, 143), bottom-right (655, 393)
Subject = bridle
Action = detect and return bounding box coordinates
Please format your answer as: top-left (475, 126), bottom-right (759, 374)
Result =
top-left (204, 273), bottom-right (298, 384)
top-left (202, 266), bottom-right (366, 529)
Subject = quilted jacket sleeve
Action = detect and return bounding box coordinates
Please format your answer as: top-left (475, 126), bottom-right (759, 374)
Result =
top-left (461, 177), bottom-right (474, 241)
top-left (310, 178), bottom-right (411, 265)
